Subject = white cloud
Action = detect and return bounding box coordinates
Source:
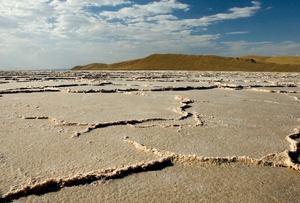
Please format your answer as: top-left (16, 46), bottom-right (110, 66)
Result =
top-left (220, 40), bottom-right (300, 56)
top-left (198, 1), bottom-right (260, 24)
top-left (1, 0), bottom-right (260, 41)
top-left (226, 31), bottom-right (249, 35)
top-left (0, 0), bottom-right (266, 70)
top-left (100, 0), bottom-right (189, 20)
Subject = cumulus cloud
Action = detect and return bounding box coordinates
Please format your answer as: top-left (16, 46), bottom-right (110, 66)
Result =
top-left (1, 0), bottom-right (260, 41)
top-left (100, 0), bottom-right (189, 20)
top-left (0, 0), bottom-right (266, 70)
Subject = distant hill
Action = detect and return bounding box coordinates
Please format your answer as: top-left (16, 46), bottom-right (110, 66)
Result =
top-left (240, 55), bottom-right (300, 65)
top-left (72, 63), bottom-right (108, 70)
top-left (71, 54), bottom-right (300, 72)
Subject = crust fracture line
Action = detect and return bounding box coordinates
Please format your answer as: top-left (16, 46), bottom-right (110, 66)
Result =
top-left (0, 157), bottom-right (172, 201)
top-left (124, 135), bottom-right (300, 172)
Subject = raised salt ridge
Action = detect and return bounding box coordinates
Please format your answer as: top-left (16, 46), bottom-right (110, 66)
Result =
top-left (0, 71), bottom-right (299, 202)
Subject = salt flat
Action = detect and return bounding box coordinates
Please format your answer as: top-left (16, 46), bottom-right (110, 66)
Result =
top-left (0, 71), bottom-right (300, 202)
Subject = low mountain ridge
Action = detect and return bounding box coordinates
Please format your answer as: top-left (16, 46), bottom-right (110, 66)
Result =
top-left (72, 54), bottom-right (300, 72)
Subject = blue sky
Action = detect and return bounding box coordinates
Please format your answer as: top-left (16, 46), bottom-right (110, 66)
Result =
top-left (1, 0), bottom-right (300, 70)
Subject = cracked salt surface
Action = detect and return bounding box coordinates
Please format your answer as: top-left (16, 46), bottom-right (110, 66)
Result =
top-left (0, 71), bottom-right (300, 202)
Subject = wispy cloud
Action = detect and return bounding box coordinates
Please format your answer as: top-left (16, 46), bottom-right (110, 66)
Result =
top-left (0, 0), bottom-right (264, 70)
top-left (265, 6), bottom-right (273, 10)
top-left (100, 0), bottom-right (190, 20)
top-left (1, 0), bottom-right (261, 40)
top-left (220, 40), bottom-right (300, 56)
top-left (226, 31), bottom-right (249, 35)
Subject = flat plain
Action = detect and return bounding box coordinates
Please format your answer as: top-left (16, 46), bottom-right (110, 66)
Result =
top-left (0, 70), bottom-right (300, 202)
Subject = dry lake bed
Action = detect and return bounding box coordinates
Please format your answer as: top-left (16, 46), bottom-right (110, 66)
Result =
top-left (0, 70), bottom-right (300, 202)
